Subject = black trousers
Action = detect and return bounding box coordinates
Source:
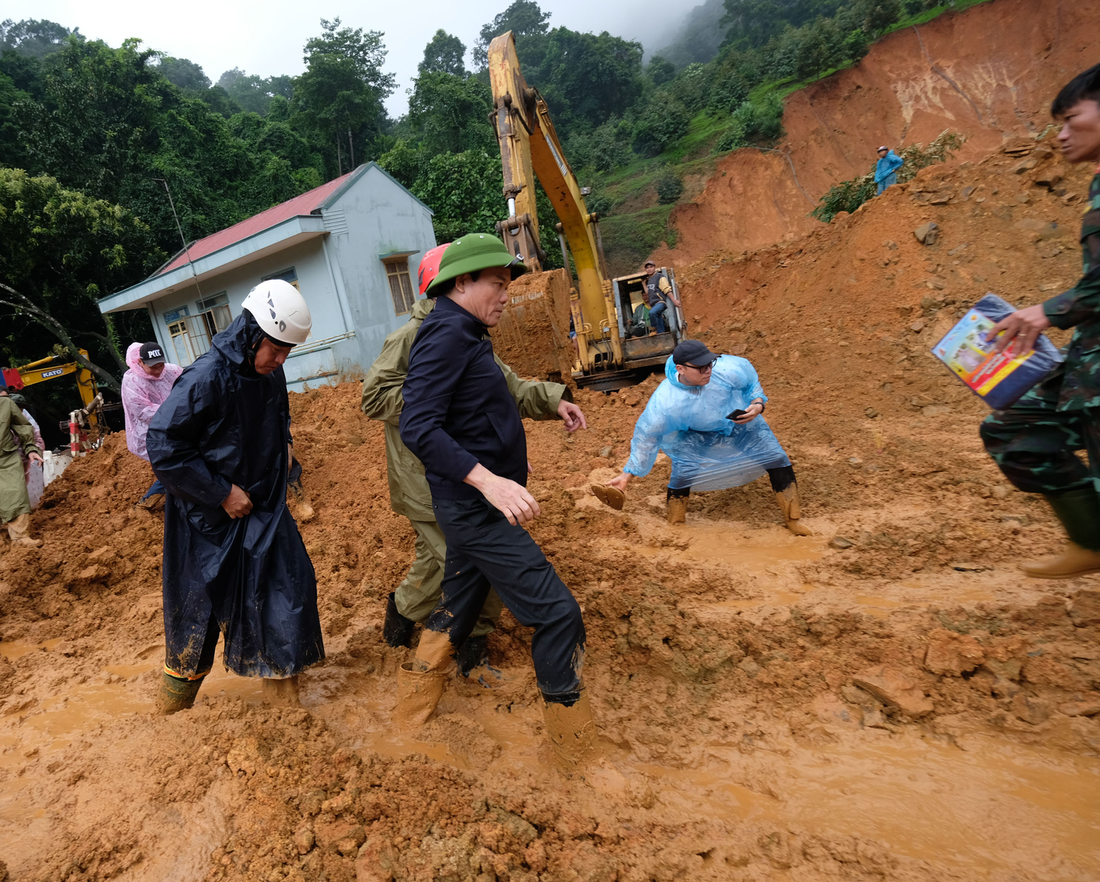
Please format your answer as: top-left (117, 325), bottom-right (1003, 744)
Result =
top-left (428, 496), bottom-right (585, 702)
top-left (667, 465), bottom-right (796, 500)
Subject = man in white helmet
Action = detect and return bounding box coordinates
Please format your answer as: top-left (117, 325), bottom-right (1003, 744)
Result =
top-left (146, 280), bottom-right (323, 713)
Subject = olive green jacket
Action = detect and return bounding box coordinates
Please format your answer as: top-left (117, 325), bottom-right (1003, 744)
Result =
top-left (361, 299), bottom-right (570, 521)
top-left (1, 395), bottom-right (41, 522)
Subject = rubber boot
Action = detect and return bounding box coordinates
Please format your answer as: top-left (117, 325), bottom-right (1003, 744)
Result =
top-left (136, 493), bottom-right (164, 511)
top-left (667, 497), bottom-right (688, 524)
top-left (395, 662), bottom-right (444, 729)
top-left (543, 691), bottom-right (598, 776)
top-left (1021, 488), bottom-right (1100, 579)
top-left (263, 675), bottom-right (300, 707)
top-left (382, 592), bottom-right (416, 648)
top-left (288, 480), bottom-right (315, 521)
top-left (157, 671), bottom-right (203, 715)
top-left (775, 485), bottom-right (812, 536)
top-left (6, 513), bottom-right (42, 548)
top-left (457, 634), bottom-right (506, 689)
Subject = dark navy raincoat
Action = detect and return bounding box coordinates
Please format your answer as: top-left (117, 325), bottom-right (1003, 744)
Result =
top-left (146, 313), bottom-right (324, 679)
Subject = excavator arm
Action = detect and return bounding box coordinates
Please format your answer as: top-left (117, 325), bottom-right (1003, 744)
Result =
top-left (5, 350), bottom-right (100, 429)
top-left (488, 31), bottom-right (624, 374)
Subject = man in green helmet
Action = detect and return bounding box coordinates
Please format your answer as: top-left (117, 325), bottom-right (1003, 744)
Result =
top-left (361, 241), bottom-right (580, 680)
top-left (395, 233), bottom-right (597, 774)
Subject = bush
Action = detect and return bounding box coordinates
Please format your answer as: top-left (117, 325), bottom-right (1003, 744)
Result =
top-left (655, 169), bottom-right (684, 204)
top-left (810, 174), bottom-right (877, 222)
top-left (585, 192), bottom-right (614, 216)
top-left (713, 119), bottom-right (747, 154)
top-left (733, 95), bottom-right (784, 144)
top-left (568, 118), bottom-right (634, 172)
top-left (709, 67), bottom-right (750, 114)
top-left (631, 93), bottom-right (691, 157)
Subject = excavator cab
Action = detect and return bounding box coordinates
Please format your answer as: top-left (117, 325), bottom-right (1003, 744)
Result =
top-left (612, 267), bottom-right (685, 340)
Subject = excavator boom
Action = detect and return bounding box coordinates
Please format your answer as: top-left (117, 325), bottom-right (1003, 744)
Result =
top-left (487, 32), bottom-right (685, 390)
top-left (488, 32), bottom-right (623, 378)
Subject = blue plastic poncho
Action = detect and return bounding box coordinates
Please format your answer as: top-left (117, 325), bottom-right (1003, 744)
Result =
top-left (624, 355), bottom-right (791, 491)
top-left (146, 312), bottom-right (324, 679)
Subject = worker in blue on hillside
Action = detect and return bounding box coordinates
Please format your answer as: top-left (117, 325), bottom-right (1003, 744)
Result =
top-left (362, 242), bottom-right (579, 681)
top-left (594, 339), bottom-right (812, 535)
top-left (643, 260), bottom-right (682, 334)
top-left (875, 145), bottom-right (904, 195)
top-left (121, 340), bottom-right (183, 510)
top-left (396, 234), bottom-right (598, 775)
top-left (146, 280), bottom-right (324, 714)
top-left (979, 62), bottom-right (1100, 580)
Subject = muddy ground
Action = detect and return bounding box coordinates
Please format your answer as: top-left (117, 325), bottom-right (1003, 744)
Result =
top-left (3, 50), bottom-right (1100, 882)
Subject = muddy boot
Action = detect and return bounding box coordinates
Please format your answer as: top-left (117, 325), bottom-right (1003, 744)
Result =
top-left (543, 691), bottom-right (598, 776)
top-left (457, 635), bottom-right (506, 688)
top-left (667, 497), bottom-right (688, 524)
top-left (395, 662), bottom-right (445, 729)
top-left (6, 514), bottom-right (42, 548)
top-left (157, 671), bottom-right (203, 715)
top-left (775, 485), bottom-right (812, 536)
top-left (1021, 488), bottom-right (1100, 579)
top-left (383, 592), bottom-right (416, 648)
top-left (135, 493), bottom-right (164, 512)
top-left (288, 479), bottom-right (315, 521)
top-left (263, 675), bottom-right (300, 707)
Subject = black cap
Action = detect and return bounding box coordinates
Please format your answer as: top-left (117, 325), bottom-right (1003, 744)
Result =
top-left (139, 342), bottom-right (166, 365)
top-left (672, 340), bottom-right (719, 366)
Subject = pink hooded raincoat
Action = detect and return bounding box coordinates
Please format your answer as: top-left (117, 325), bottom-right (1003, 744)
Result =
top-left (121, 342), bottom-right (183, 461)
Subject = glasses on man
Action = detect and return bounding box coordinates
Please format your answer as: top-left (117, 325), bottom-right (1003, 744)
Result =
top-left (685, 362), bottom-right (713, 372)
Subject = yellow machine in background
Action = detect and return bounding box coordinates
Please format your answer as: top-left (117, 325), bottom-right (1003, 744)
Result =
top-left (487, 31), bottom-right (686, 391)
top-left (4, 349), bottom-right (101, 431)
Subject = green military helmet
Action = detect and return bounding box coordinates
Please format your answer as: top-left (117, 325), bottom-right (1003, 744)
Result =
top-left (425, 233), bottom-right (527, 295)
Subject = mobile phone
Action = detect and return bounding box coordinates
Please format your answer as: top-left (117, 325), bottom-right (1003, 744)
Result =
top-left (727, 409), bottom-right (748, 420)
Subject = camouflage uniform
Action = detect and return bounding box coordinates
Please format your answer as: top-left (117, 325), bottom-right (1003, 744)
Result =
top-left (980, 170), bottom-right (1100, 494)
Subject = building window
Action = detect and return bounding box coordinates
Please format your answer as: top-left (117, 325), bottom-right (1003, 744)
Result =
top-left (163, 307), bottom-right (198, 366)
top-left (262, 267), bottom-right (300, 290)
top-left (197, 292), bottom-right (233, 347)
top-left (384, 257), bottom-right (415, 315)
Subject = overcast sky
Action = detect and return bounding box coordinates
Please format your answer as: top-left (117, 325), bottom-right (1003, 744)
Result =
top-left (8, 0), bottom-right (689, 117)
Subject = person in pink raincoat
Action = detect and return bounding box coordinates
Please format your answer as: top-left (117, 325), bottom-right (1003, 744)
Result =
top-left (121, 341), bottom-right (183, 507)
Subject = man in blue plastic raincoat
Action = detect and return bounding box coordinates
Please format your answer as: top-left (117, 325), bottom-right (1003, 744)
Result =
top-left (146, 279), bottom-right (323, 714)
top-left (875, 145), bottom-right (904, 195)
top-left (595, 340), bottom-right (811, 534)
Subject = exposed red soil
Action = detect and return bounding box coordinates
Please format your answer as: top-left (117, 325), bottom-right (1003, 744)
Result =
top-left (653, 0), bottom-right (1100, 263)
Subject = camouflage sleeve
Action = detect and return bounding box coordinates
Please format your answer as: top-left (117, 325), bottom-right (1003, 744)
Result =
top-left (1043, 176), bottom-right (1100, 330)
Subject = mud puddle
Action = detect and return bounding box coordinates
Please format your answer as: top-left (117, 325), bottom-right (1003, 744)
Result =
top-left (636, 731), bottom-right (1099, 877)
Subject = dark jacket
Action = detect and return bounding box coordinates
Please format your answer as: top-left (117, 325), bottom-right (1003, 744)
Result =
top-left (1040, 169), bottom-right (1100, 410)
top-left (399, 296), bottom-right (527, 501)
top-left (146, 312), bottom-right (323, 678)
top-left (362, 298), bottom-right (569, 521)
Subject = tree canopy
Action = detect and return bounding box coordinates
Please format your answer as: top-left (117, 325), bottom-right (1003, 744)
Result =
top-left (419, 29), bottom-right (467, 76)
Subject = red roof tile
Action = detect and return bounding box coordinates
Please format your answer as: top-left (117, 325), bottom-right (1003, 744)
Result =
top-left (157, 169), bottom-right (356, 276)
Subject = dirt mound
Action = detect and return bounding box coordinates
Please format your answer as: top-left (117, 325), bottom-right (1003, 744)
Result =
top-left (654, 0), bottom-right (1100, 263)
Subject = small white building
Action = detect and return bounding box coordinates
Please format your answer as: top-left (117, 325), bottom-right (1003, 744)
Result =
top-left (98, 163), bottom-right (436, 390)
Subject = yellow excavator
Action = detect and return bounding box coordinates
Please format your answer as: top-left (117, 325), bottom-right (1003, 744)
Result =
top-left (2, 349), bottom-right (102, 432)
top-left (487, 31), bottom-right (686, 391)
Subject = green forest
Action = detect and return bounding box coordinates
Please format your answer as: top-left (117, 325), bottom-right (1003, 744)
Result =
top-left (0, 0), bottom-right (984, 406)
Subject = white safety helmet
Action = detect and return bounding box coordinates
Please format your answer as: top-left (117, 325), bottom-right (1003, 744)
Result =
top-left (241, 280), bottom-right (312, 346)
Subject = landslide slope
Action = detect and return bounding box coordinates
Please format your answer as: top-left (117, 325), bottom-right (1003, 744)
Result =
top-left (654, 0), bottom-right (1100, 263)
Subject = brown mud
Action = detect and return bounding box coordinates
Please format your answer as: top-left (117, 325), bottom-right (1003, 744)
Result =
top-left (3, 5), bottom-right (1100, 879)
